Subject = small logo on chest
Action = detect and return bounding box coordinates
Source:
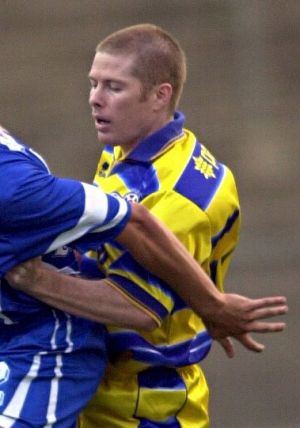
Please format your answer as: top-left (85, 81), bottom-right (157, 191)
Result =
top-left (124, 191), bottom-right (141, 203)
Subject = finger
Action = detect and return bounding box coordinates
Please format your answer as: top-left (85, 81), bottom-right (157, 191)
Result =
top-left (246, 296), bottom-right (287, 311)
top-left (245, 320), bottom-right (287, 333)
top-left (217, 337), bottom-right (235, 358)
top-left (237, 334), bottom-right (265, 353)
top-left (247, 305), bottom-right (288, 321)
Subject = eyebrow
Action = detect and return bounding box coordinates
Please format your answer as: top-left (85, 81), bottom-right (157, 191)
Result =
top-left (88, 75), bottom-right (127, 86)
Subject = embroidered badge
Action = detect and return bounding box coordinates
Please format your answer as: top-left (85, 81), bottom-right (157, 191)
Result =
top-left (193, 146), bottom-right (218, 179)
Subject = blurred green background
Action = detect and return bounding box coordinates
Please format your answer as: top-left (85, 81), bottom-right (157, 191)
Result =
top-left (1, 1), bottom-right (299, 426)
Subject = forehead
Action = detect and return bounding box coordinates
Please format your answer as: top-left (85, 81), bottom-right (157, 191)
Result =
top-left (89, 52), bottom-right (136, 80)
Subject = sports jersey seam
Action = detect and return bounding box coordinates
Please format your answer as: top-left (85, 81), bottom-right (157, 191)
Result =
top-left (161, 189), bottom-right (210, 226)
top-left (103, 278), bottom-right (162, 327)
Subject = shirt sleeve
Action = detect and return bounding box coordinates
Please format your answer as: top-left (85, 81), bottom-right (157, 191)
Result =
top-left (0, 149), bottom-right (131, 276)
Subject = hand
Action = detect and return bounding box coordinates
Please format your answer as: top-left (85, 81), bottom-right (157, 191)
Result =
top-left (5, 257), bottom-right (43, 290)
top-left (202, 293), bottom-right (288, 356)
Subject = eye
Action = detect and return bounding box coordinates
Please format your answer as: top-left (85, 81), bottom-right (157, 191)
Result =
top-left (108, 81), bottom-right (122, 92)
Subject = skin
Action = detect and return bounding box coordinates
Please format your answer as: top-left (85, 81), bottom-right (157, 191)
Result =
top-left (88, 52), bottom-right (173, 155)
top-left (6, 255), bottom-right (288, 357)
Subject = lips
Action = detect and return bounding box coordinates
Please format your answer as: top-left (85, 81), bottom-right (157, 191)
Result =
top-left (96, 117), bottom-right (110, 125)
top-left (93, 115), bottom-right (111, 131)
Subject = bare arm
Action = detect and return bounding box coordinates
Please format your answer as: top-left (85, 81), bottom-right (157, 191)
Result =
top-left (6, 257), bottom-right (156, 330)
top-left (6, 203), bottom-right (287, 356)
top-left (115, 204), bottom-right (288, 348)
top-left (2, 124), bottom-right (287, 354)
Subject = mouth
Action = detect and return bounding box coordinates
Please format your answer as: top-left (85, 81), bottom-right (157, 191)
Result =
top-left (94, 116), bottom-right (111, 131)
top-left (96, 117), bottom-right (110, 124)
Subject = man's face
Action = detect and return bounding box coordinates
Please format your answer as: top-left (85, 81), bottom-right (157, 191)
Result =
top-left (88, 52), bottom-right (159, 155)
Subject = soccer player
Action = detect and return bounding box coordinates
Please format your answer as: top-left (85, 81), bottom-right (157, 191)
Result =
top-left (75, 24), bottom-right (285, 427)
top-left (1, 124), bottom-right (287, 427)
top-left (5, 25), bottom-right (288, 427)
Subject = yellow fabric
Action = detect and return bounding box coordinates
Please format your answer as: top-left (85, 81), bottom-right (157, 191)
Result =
top-left (79, 364), bottom-right (209, 428)
top-left (79, 116), bottom-right (240, 427)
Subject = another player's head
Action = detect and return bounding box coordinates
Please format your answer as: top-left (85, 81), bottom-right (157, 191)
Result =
top-left (88, 24), bottom-right (187, 154)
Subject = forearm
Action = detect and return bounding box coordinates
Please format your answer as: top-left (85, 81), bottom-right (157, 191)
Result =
top-left (9, 262), bottom-right (155, 330)
top-left (6, 204), bottom-right (288, 354)
top-left (116, 203), bottom-right (222, 317)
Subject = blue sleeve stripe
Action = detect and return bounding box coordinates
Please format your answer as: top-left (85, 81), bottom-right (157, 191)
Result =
top-left (211, 209), bottom-right (240, 249)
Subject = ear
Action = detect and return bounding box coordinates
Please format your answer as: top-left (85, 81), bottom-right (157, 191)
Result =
top-left (153, 83), bottom-right (173, 111)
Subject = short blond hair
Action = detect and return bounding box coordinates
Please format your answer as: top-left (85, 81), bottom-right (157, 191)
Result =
top-left (96, 24), bottom-right (187, 112)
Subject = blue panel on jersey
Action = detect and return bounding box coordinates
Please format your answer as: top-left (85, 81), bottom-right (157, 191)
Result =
top-left (211, 209), bottom-right (240, 249)
top-left (109, 251), bottom-right (172, 295)
top-left (111, 161), bottom-right (160, 200)
top-left (109, 274), bottom-right (169, 321)
top-left (108, 330), bottom-right (212, 366)
top-left (174, 143), bottom-right (225, 210)
top-left (78, 254), bottom-right (106, 279)
top-left (138, 417), bottom-right (181, 428)
top-left (138, 366), bottom-right (185, 390)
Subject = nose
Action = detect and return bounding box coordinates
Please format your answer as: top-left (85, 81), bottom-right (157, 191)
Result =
top-left (89, 85), bottom-right (105, 108)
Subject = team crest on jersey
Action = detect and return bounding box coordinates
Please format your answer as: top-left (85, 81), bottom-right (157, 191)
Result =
top-left (110, 191), bottom-right (141, 203)
top-left (124, 191), bottom-right (141, 203)
top-left (193, 146), bottom-right (219, 179)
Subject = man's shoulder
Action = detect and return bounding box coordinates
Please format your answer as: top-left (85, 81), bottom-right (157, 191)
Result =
top-left (157, 136), bottom-right (232, 211)
top-left (0, 129), bottom-right (25, 152)
top-left (0, 130), bottom-right (49, 172)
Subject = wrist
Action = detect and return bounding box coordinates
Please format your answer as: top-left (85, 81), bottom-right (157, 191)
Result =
top-left (200, 288), bottom-right (225, 318)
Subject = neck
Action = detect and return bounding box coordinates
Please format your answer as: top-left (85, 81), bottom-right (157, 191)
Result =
top-left (121, 113), bottom-right (174, 158)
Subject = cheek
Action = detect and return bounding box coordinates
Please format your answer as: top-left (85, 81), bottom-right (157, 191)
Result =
top-left (113, 91), bottom-right (141, 112)
top-left (110, 100), bottom-right (131, 120)
top-left (114, 101), bottom-right (140, 122)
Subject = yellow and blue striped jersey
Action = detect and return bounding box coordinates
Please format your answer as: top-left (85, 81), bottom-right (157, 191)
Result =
top-left (91, 111), bottom-right (240, 371)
